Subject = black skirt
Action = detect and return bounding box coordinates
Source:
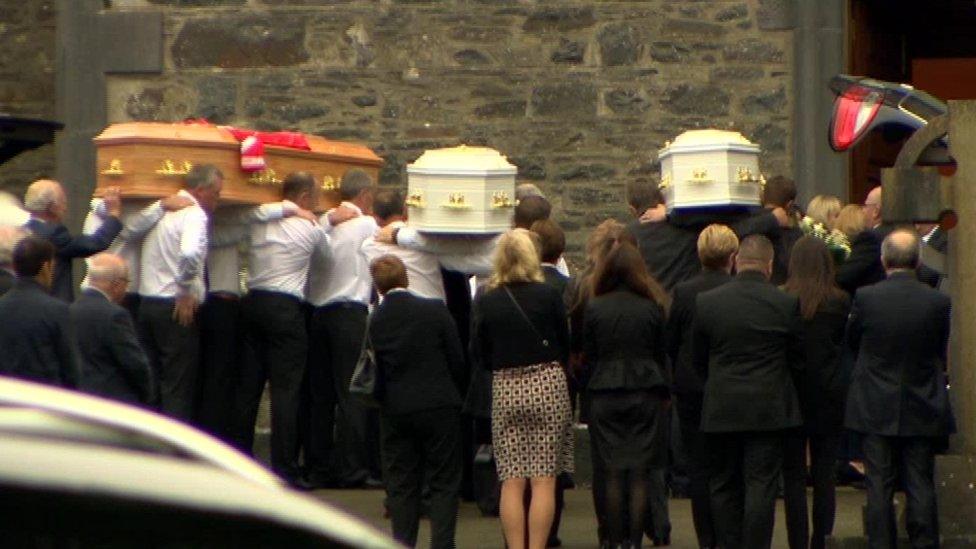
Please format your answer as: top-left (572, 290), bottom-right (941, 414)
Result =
top-left (589, 389), bottom-right (668, 471)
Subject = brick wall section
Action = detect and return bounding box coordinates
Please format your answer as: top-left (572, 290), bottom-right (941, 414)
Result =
top-left (0, 0), bottom-right (57, 198)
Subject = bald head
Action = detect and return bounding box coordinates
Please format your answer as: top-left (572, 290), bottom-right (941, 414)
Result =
top-left (863, 186), bottom-right (882, 228)
top-left (87, 253), bottom-right (129, 303)
top-left (881, 229), bottom-right (919, 272)
top-left (735, 235), bottom-right (774, 278)
top-left (0, 225), bottom-right (26, 270)
top-left (24, 179), bottom-right (67, 222)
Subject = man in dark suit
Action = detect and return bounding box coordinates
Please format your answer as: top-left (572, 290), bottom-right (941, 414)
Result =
top-left (369, 255), bottom-right (466, 548)
top-left (0, 225), bottom-right (26, 297)
top-left (845, 229), bottom-right (953, 549)
top-left (70, 253), bottom-right (154, 405)
top-left (693, 234), bottom-right (804, 549)
top-left (667, 224), bottom-right (738, 549)
top-left (0, 236), bottom-right (79, 388)
top-left (23, 180), bottom-right (122, 302)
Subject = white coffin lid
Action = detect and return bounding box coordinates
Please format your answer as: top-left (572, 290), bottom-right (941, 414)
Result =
top-left (658, 129), bottom-right (760, 158)
top-left (408, 145), bottom-right (518, 176)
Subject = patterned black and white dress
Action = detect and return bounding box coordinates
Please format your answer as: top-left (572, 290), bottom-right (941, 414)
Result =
top-left (491, 361), bottom-right (574, 481)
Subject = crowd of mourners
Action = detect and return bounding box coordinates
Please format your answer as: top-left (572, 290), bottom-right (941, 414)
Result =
top-left (0, 167), bottom-right (954, 549)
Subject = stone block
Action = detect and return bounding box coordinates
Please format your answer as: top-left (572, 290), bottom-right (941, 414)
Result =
top-left (173, 15), bottom-right (309, 69)
top-left (598, 23), bottom-right (640, 67)
top-left (741, 86), bottom-right (787, 115)
top-left (510, 156), bottom-right (546, 181)
top-left (752, 123), bottom-right (788, 152)
top-left (711, 66), bottom-right (765, 81)
top-left (663, 18), bottom-right (726, 36)
top-left (454, 49), bottom-right (492, 66)
top-left (650, 42), bottom-right (690, 63)
top-left (605, 89), bottom-right (649, 115)
top-left (195, 76), bottom-right (237, 124)
top-left (757, 0), bottom-right (796, 30)
top-left (559, 164), bottom-right (617, 182)
top-left (530, 81), bottom-right (598, 117)
top-left (474, 100), bottom-right (527, 119)
top-left (522, 7), bottom-right (596, 32)
top-left (551, 39), bottom-right (585, 64)
top-left (723, 38), bottom-right (785, 63)
top-left (663, 84), bottom-right (730, 117)
top-left (715, 4), bottom-right (749, 22)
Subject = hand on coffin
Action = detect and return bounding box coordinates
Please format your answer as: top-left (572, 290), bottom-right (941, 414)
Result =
top-left (639, 204), bottom-right (666, 224)
top-left (173, 292), bottom-right (199, 327)
top-left (327, 204), bottom-right (360, 226)
top-left (102, 187), bottom-right (122, 218)
top-left (771, 206), bottom-right (790, 228)
top-left (375, 223), bottom-right (397, 245)
top-left (291, 208), bottom-right (319, 225)
top-left (161, 194), bottom-right (194, 213)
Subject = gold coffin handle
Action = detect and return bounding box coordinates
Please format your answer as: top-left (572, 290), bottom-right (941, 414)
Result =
top-left (321, 175), bottom-right (337, 191)
top-left (249, 169), bottom-right (281, 186)
top-left (155, 160), bottom-right (193, 176)
top-left (686, 168), bottom-right (712, 184)
top-left (490, 191), bottom-right (514, 209)
top-left (101, 159), bottom-right (124, 176)
top-left (442, 193), bottom-right (470, 210)
top-left (405, 191), bottom-right (425, 209)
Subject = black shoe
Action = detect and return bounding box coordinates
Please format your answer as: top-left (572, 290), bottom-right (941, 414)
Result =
top-left (285, 476), bottom-right (316, 491)
top-left (652, 536), bottom-right (670, 546)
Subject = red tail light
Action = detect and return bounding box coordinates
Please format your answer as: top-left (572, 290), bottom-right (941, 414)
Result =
top-left (830, 88), bottom-right (882, 151)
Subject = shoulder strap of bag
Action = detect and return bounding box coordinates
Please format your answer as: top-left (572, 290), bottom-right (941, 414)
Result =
top-left (503, 286), bottom-right (550, 348)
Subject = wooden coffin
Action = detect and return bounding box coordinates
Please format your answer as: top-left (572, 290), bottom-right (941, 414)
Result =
top-left (93, 122), bottom-right (383, 206)
top-left (659, 129), bottom-right (764, 212)
top-left (406, 145), bottom-right (516, 234)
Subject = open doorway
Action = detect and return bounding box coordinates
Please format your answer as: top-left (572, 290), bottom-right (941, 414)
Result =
top-left (848, 0), bottom-right (976, 204)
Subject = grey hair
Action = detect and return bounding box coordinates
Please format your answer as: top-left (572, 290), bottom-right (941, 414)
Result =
top-left (515, 183), bottom-right (545, 201)
top-left (184, 164), bottom-right (224, 191)
top-left (881, 229), bottom-right (920, 270)
top-left (23, 180), bottom-right (63, 213)
top-left (339, 169), bottom-right (375, 201)
top-left (0, 225), bottom-right (26, 267)
top-left (87, 253), bottom-right (128, 283)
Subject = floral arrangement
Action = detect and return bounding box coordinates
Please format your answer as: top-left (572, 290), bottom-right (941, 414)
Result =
top-left (799, 216), bottom-right (852, 264)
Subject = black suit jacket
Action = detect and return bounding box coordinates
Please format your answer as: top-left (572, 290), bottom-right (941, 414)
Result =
top-left (793, 294), bottom-right (851, 434)
top-left (542, 264), bottom-right (570, 301)
top-left (0, 269), bottom-right (14, 297)
top-left (25, 216), bottom-right (122, 302)
top-left (836, 229), bottom-right (884, 295)
top-left (628, 219), bottom-right (700, 292)
top-left (667, 269), bottom-right (732, 396)
top-left (0, 279), bottom-right (79, 387)
top-left (70, 288), bottom-right (154, 404)
top-left (582, 288), bottom-right (669, 392)
top-left (693, 270), bottom-right (804, 433)
top-left (844, 272), bottom-right (954, 437)
top-left (370, 290), bottom-right (467, 416)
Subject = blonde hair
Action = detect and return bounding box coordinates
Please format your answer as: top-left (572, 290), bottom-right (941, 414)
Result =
top-left (835, 204), bottom-right (867, 238)
top-left (489, 228), bottom-right (545, 289)
top-left (806, 195), bottom-right (843, 229)
top-left (697, 224), bottom-right (739, 270)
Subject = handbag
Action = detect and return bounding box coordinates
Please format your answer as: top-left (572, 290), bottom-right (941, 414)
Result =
top-left (348, 318), bottom-right (382, 408)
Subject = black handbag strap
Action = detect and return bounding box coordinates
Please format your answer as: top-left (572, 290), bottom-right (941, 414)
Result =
top-left (503, 286), bottom-right (550, 348)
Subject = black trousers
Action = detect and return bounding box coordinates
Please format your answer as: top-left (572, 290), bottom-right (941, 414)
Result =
top-left (381, 407), bottom-right (462, 549)
top-left (137, 297), bottom-right (199, 421)
top-left (707, 430), bottom-right (785, 549)
top-left (862, 434), bottom-right (939, 549)
top-left (234, 291), bottom-right (307, 480)
top-left (307, 303), bottom-right (377, 485)
top-left (194, 295), bottom-right (240, 441)
top-left (783, 430), bottom-right (842, 549)
top-left (676, 393), bottom-right (715, 548)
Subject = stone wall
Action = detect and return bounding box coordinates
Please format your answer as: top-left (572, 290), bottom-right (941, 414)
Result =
top-left (0, 0), bottom-right (57, 199)
top-left (118, 0), bottom-right (791, 261)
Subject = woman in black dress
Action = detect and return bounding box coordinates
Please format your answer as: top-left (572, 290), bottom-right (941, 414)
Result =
top-left (583, 241), bottom-right (671, 549)
top-left (781, 236), bottom-right (852, 549)
top-left (471, 229), bottom-right (572, 549)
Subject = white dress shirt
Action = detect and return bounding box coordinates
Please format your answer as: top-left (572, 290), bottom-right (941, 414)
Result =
top-left (361, 221), bottom-right (446, 301)
top-left (395, 227), bottom-right (571, 277)
top-left (81, 198), bottom-right (155, 293)
top-left (248, 200), bottom-right (332, 300)
top-left (307, 201), bottom-right (377, 307)
top-left (206, 203), bottom-right (295, 296)
top-left (138, 190), bottom-right (209, 301)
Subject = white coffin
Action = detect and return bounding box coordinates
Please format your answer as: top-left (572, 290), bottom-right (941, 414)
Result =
top-left (406, 145), bottom-right (517, 234)
top-left (659, 129), bottom-right (764, 212)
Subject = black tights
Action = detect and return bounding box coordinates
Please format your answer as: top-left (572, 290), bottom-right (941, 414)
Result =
top-left (605, 469), bottom-right (648, 548)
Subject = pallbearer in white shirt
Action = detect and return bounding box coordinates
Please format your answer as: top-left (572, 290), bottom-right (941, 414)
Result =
top-left (305, 169), bottom-right (380, 489)
top-left (234, 172), bottom-right (332, 487)
top-left (136, 164), bottom-right (221, 422)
